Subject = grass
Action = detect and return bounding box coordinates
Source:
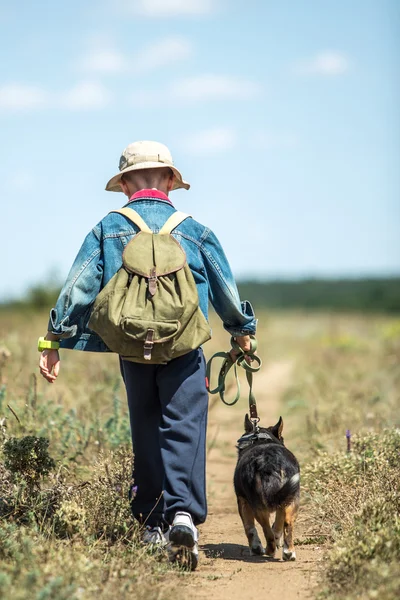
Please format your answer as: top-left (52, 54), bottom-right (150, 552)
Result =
top-left (0, 436), bottom-right (182, 599)
top-left (0, 309), bottom-right (399, 598)
top-left (301, 430), bottom-right (400, 599)
top-left (0, 308), bottom-right (188, 599)
top-left (281, 313), bottom-right (400, 599)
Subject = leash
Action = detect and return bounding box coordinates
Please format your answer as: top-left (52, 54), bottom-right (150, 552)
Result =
top-left (206, 336), bottom-right (262, 421)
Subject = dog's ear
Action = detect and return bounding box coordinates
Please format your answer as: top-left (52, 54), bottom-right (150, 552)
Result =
top-left (244, 414), bottom-right (254, 433)
top-left (271, 416), bottom-right (284, 440)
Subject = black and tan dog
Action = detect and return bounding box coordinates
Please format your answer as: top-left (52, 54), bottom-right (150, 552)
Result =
top-left (234, 415), bottom-right (300, 560)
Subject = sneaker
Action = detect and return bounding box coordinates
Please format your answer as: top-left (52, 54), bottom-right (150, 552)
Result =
top-left (168, 512), bottom-right (199, 571)
top-left (142, 525), bottom-right (167, 547)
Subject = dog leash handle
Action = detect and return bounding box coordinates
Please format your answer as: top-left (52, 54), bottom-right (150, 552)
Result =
top-left (206, 336), bottom-right (262, 409)
top-left (206, 353), bottom-right (240, 406)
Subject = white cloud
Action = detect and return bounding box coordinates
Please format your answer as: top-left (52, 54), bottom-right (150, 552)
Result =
top-left (80, 36), bottom-right (191, 75)
top-left (82, 48), bottom-right (125, 73)
top-left (61, 81), bottom-right (111, 110)
top-left (0, 83), bottom-right (49, 111)
top-left (124, 0), bottom-right (214, 17)
top-left (130, 74), bottom-right (261, 107)
top-left (181, 127), bottom-right (237, 154)
top-left (297, 52), bottom-right (350, 76)
top-left (170, 74), bottom-right (261, 102)
top-left (133, 36), bottom-right (192, 73)
top-left (0, 80), bottom-right (112, 112)
top-left (80, 33), bottom-right (127, 74)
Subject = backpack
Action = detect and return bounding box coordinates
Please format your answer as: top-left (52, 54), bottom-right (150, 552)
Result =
top-left (88, 207), bottom-right (211, 364)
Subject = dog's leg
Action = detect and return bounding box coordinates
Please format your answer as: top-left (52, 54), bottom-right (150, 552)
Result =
top-left (282, 500), bottom-right (299, 561)
top-left (255, 509), bottom-right (276, 557)
top-left (272, 507), bottom-right (284, 548)
top-left (237, 497), bottom-right (264, 555)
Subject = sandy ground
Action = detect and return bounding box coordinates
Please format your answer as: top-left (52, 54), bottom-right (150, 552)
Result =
top-left (183, 361), bottom-right (324, 599)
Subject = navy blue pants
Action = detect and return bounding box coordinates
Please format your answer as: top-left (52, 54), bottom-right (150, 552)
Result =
top-left (120, 349), bottom-right (208, 528)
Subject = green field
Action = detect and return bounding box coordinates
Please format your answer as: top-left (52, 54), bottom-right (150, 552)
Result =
top-left (0, 309), bottom-right (399, 599)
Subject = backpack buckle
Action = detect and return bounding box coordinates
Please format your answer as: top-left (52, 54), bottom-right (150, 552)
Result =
top-left (144, 329), bottom-right (155, 361)
top-left (148, 267), bottom-right (158, 296)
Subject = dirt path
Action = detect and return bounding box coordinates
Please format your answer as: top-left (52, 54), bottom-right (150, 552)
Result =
top-left (185, 361), bottom-right (323, 599)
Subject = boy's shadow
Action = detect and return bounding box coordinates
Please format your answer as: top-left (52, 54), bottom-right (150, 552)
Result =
top-left (201, 543), bottom-right (280, 563)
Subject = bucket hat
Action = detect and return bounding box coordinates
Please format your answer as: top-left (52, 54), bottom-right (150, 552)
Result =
top-left (105, 140), bottom-right (190, 192)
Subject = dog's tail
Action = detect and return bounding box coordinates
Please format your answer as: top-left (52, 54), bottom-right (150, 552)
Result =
top-left (264, 472), bottom-right (300, 508)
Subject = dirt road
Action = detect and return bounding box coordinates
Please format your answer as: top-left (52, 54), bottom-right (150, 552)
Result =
top-left (185, 361), bottom-right (323, 599)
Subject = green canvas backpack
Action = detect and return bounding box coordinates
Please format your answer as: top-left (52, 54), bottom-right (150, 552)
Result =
top-left (88, 207), bottom-right (211, 364)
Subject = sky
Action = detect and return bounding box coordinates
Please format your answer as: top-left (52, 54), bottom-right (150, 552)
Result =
top-left (0, 0), bottom-right (399, 300)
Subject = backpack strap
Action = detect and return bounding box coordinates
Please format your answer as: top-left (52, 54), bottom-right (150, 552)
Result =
top-left (159, 211), bottom-right (191, 235)
top-left (111, 208), bottom-right (153, 234)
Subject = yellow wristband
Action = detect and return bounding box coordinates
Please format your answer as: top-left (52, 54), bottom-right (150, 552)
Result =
top-left (38, 337), bottom-right (60, 352)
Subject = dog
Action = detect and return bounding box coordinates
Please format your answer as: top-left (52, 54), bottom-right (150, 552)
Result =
top-left (234, 414), bottom-right (300, 560)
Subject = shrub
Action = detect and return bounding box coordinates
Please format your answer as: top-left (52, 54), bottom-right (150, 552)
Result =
top-left (302, 429), bottom-right (400, 599)
top-left (3, 436), bottom-right (56, 486)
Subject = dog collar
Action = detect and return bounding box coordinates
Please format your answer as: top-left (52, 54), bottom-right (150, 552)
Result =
top-left (237, 431), bottom-right (275, 449)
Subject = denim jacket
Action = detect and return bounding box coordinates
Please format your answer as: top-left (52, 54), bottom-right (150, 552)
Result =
top-left (49, 194), bottom-right (257, 352)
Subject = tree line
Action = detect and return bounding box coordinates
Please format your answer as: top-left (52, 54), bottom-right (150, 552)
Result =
top-left (237, 277), bottom-right (400, 313)
top-left (1, 277), bottom-right (399, 313)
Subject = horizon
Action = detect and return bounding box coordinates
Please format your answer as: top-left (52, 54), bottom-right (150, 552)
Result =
top-left (2, 273), bottom-right (399, 306)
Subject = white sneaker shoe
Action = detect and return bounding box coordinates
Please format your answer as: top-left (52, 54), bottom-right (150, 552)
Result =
top-left (168, 512), bottom-right (199, 570)
top-left (142, 525), bottom-right (168, 547)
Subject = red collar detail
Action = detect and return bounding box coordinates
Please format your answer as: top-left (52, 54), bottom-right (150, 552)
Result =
top-left (129, 189), bottom-right (172, 204)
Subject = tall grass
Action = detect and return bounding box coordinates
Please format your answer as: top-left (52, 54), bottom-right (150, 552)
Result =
top-left (0, 309), bottom-right (399, 598)
top-left (0, 309), bottom-right (185, 599)
top-left (282, 314), bottom-right (400, 599)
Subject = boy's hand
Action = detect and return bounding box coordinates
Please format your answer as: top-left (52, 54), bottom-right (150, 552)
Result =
top-left (39, 349), bottom-right (60, 383)
top-left (235, 335), bottom-right (252, 353)
top-left (230, 335), bottom-right (254, 363)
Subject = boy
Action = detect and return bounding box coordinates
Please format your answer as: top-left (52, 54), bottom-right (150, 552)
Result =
top-left (39, 140), bottom-right (257, 569)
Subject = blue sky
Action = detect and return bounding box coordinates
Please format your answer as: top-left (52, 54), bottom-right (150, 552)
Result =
top-left (1, 0), bottom-right (399, 300)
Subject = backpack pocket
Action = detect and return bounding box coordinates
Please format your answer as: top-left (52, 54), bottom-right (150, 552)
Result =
top-left (121, 318), bottom-right (181, 343)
